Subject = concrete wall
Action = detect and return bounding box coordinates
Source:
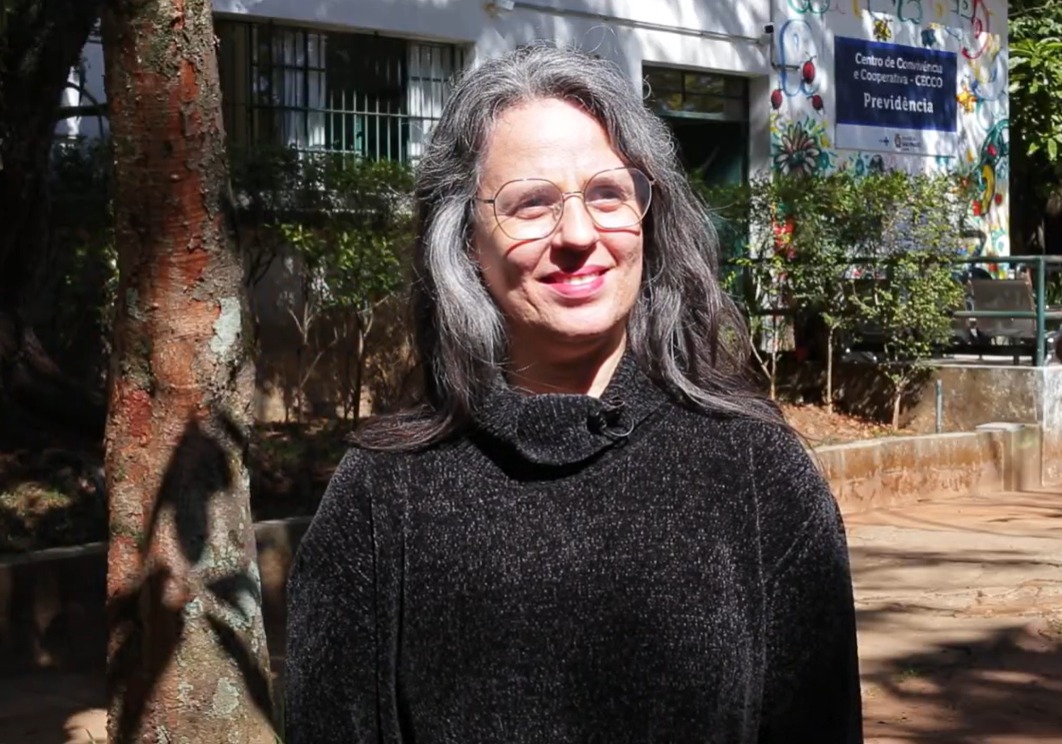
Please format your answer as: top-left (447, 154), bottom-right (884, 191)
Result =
top-left (817, 422), bottom-right (1042, 513)
top-left (1041, 367), bottom-right (1062, 483)
top-left (0, 519), bottom-right (310, 677)
top-left (904, 364), bottom-right (1062, 484)
top-left (73, 1), bottom-right (780, 177)
top-left (906, 364), bottom-right (1044, 433)
top-left (213, 0), bottom-right (778, 181)
top-left (214, 0), bottom-right (772, 89)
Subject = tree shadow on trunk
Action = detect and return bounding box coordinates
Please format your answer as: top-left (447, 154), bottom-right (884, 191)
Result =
top-left (106, 412), bottom-right (274, 743)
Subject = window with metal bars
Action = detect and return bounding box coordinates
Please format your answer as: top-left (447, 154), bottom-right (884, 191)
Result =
top-left (216, 18), bottom-right (466, 161)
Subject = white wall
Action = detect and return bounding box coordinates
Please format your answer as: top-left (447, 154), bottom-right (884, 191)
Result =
top-left (68, 1), bottom-right (779, 171)
top-left (212, 0), bottom-right (776, 174)
top-left (766, 0), bottom-right (1010, 256)
top-left (214, 0), bottom-right (771, 61)
top-left (56, 30), bottom-right (108, 139)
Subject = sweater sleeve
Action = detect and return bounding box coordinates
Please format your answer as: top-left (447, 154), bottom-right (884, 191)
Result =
top-left (284, 449), bottom-right (381, 743)
top-left (753, 427), bottom-right (864, 744)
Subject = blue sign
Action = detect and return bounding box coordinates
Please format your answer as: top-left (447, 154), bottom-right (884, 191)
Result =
top-left (835, 37), bottom-right (957, 134)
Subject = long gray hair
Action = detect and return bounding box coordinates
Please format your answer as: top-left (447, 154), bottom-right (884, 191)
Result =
top-left (357, 42), bottom-right (783, 449)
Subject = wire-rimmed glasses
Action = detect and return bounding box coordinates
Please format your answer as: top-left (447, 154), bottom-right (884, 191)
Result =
top-left (474, 166), bottom-right (653, 241)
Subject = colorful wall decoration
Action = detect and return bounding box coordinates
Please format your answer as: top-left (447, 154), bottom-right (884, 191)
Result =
top-left (769, 0), bottom-right (1010, 259)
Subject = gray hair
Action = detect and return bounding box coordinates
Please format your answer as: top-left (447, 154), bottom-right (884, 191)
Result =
top-left (358, 42), bottom-right (783, 449)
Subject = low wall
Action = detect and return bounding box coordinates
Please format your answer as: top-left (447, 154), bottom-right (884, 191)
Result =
top-left (0, 423), bottom-right (1047, 677)
top-left (787, 359), bottom-right (1062, 485)
top-left (819, 423), bottom-right (1043, 514)
top-left (0, 518), bottom-right (310, 677)
top-left (892, 363), bottom-right (1061, 485)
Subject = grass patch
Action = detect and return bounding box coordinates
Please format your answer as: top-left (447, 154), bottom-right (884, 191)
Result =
top-left (894, 666), bottom-right (923, 683)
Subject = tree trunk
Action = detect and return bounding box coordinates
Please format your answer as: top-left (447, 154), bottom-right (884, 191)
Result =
top-left (769, 328), bottom-right (778, 401)
top-left (101, 2), bottom-right (274, 742)
top-left (892, 379), bottom-right (905, 430)
top-left (0, 315), bottom-right (106, 449)
top-left (352, 323), bottom-right (367, 423)
top-left (826, 326), bottom-right (834, 415)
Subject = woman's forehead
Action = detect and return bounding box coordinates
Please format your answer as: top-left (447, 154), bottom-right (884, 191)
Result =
top-left (478, 99), bottom-right (625, 185)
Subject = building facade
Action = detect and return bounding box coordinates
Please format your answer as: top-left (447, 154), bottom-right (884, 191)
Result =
top-left (66, 0), bottom-right (1010, 254)
top-left (60, 0), bottom-right (1011, 418)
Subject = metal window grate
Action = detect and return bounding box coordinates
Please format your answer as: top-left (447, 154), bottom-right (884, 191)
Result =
top-left (216, 19), bottom-right (466, 161)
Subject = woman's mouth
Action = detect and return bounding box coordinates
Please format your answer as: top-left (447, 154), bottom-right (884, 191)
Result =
top-left (541, 268), bottom-right (609, 298)
top-left (555, 273), bottom-right (602, 286)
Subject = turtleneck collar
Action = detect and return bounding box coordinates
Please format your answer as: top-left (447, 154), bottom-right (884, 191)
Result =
top-left (471, 350), bottom-right (668, 468)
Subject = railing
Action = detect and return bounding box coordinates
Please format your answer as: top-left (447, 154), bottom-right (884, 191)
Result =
top-left (723, 254), bottom-right (1062, 367)
top-left (951, 254), bottom-right (1062, 366)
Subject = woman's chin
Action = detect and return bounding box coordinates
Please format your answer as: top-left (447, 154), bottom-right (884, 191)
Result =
top-left (531, 321), bottom-right (626, 352)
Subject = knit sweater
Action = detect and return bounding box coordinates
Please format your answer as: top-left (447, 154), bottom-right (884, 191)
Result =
top-left (284, 355), bottom-right (863, 743)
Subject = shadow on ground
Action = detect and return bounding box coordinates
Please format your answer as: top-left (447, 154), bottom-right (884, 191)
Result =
top-left (861, 618), bottom-right (1062, 743)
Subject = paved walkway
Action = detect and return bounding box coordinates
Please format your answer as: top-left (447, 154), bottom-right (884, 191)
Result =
top-left (2, 489), bottom-right (1061, 743)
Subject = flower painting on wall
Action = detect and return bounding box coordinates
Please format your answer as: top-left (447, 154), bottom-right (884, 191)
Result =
top-left (772, 118), bottom-right (833, 176)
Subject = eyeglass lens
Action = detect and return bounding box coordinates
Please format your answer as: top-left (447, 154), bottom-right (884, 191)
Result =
top-left (492, 167), bottom-right (651, 241)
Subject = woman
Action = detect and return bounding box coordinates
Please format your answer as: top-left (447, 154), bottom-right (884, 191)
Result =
top-left (285, 43), bottom-right (863, 743)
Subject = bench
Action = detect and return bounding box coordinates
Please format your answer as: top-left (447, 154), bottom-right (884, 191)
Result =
top-left (839, 276), bottom-right (1060, 364)
top-left (958, 279), bottom-right (1059, 362)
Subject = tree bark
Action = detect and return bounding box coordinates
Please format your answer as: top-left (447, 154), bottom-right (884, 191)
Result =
top-left (892, 380), bottom-right (905, 431)
top-left (101, 1), bottom-right (274, 741)
top-left (826, 326), bottom-right (834, 415)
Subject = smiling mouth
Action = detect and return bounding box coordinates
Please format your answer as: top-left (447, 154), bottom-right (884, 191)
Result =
top-left (545, 269), bottom-right (608, 286)
top-left (555, 273), bottom-right (602, 285)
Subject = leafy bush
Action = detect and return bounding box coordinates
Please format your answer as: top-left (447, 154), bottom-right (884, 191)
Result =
top-left (231, 149), bottom-right (414, 421)
top-left (43, 138), bottom-right (117, 386)
top-left (699, 169), bottom-right (972, 425)
top-left (847, 172), bottom-right (971, 428)
top-left (698, 172), bottom-right (860, 405)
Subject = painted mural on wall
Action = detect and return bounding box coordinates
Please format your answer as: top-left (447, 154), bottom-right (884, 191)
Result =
top-left (769, 0), bottom-right (1010, 258)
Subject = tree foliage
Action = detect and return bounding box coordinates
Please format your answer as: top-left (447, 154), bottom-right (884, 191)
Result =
top-left (701, 169), bottom-right (971, 426)
top-left (1010, 0), bottom-right (1062, 194)
top-left (0, 0), bottom-right (107, 446)
top-left (0, 0), bottom-right (102, 310)
top-left (232, 148), bottom-right (414, 420)
top-left (44, 139), bottom-right (116, 382)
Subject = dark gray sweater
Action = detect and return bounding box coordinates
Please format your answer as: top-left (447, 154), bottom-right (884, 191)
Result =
top-left (284, 356), bottom-right (863, 743)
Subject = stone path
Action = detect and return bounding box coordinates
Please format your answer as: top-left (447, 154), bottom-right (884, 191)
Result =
top-left (2, 489), bottom-right (1061, 743)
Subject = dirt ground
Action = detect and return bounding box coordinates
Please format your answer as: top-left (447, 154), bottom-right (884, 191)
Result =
top-left (3, 488), bottom-right (1061, 743)
top-left (782, 402), bottom-right (910, 446)
top-left (850, 489), bottom-right (1062, 743)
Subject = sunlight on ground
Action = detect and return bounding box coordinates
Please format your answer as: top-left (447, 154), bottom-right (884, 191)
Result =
top-left (64, 709), bottom-right (106, 743)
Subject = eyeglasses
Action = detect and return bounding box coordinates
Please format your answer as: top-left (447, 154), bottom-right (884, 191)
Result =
top-left (474, 166), bottom-right (653, 241)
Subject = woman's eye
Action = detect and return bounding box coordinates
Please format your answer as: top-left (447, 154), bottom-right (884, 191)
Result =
top-left (509, 193), bottom-right (556, 217)
top-left (587, 186), bottom-right (626, 207)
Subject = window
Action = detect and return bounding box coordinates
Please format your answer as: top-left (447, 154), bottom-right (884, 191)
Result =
top-left (216, 19), bottom-right (466, 161)
top-left (641, 66), bottom-right (751, 186)
top-left (642, 67), bottom-right (748, 122)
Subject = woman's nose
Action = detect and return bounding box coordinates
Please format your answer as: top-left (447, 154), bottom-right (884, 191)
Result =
top-left (552, 194), bottom-right (598, 249)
